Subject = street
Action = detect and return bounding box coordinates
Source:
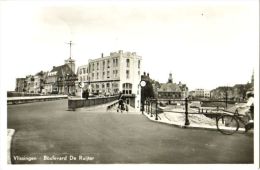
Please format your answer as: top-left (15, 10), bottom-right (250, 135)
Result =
top-left (8, 99), bottom-right (253, 164)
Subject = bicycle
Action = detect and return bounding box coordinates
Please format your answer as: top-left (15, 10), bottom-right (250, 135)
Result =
top-left (216, 109), bottom-right (253, 135)
top-left (117, 100), bottom-right (128, 113)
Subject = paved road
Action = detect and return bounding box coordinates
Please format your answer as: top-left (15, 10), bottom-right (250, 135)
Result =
top-left (8, 99), bottom-right (253, 164)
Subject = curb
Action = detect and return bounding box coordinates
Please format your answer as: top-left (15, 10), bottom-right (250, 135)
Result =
top-left (7, 129), bottom-right (15, 164)
top-left (143, 112), bottom-right (253, 134)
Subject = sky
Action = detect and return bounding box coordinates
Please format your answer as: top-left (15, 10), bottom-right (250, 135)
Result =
top-left (0, 0), bottom-right (258, 91)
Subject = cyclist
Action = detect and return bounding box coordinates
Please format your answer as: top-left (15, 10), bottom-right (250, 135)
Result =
top-left (237, 91), bottom-right (254, 131)
top-left (117, 92), bottom-right (126, 112)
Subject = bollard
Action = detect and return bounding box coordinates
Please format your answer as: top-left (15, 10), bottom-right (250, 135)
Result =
top-left (184, 97), bottom-right (190, 125)
top-left (150, 101), bottom-right (153, 117)
top-left (155, 99), bottom-right (158, 120)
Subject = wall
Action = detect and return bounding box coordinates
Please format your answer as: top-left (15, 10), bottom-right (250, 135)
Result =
top-left (68, 95), bottom-right (119, 110)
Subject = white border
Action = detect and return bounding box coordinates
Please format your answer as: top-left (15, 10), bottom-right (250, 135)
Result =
top-left (0, 1), bottom-right (259, 170)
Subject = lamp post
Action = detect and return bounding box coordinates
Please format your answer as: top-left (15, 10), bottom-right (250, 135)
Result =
top-left (184, 97), bottom-right (190, 125)
top-left (139, 80), bottom-right (146, 114)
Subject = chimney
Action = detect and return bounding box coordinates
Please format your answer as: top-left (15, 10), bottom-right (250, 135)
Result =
top-left (101, 53), bottom-right (104, 58)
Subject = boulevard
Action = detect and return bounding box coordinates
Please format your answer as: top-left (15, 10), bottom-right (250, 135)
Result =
top-left (7, 99), bottom-right (253, 164)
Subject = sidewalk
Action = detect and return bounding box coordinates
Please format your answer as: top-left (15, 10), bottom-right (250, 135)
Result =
top-left (142, 111), bottom-right (253, 134)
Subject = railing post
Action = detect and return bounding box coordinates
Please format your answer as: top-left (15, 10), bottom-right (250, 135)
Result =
top-left (141, 101), bottom-right (144, 114)
top-left (145, 101), bottom-right (147, 112)
top-left (147, 100), bottom-right (150, 114)
top-left (155, 99), bottom-right (158, 120)
top-left (185, 97), bottom-right (190, 125)
top-left (150, 100), bottom-right (153, 117)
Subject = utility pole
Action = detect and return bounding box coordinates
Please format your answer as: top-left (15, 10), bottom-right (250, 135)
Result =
top-left (66, 40), bottom-right (73, 59)
top-left (66, 40), bottom-right (74, 95)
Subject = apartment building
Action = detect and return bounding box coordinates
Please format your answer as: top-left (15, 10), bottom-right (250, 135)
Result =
top-left (79, 50), bottom-right (142, 109)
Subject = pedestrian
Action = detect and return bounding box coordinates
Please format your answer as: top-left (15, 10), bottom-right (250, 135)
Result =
top-left (85, 89), bottom-right (89, 100)
top-left (82, 90), bottom-right (86, 99)
top-left (237, 91), bottom-right (254, 130)
top-left (117, 92), bottom-right (126, 112)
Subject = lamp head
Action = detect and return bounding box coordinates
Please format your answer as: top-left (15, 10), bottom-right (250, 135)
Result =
top-left (140, 80), bottom-right (146, 87)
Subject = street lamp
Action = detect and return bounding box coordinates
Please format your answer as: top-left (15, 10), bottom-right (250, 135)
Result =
top-left (139, 80), bottom-right (146, 114)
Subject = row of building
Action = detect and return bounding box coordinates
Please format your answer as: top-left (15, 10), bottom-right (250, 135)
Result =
top-left (15, 49), bottom-right (254, 109)
top-left (15, 50), bottom-right (142, 108)
top-left (16, 57), bottom-right (77, 95)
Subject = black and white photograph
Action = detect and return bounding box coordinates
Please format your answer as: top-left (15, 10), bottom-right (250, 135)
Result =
top-left (0, 0), bottom-right (259, 170)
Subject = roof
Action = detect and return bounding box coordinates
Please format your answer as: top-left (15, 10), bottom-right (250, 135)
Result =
top-left (158, 83), bottom-right (182, 93)
top-left (50, 64), bottom-right (75, 77)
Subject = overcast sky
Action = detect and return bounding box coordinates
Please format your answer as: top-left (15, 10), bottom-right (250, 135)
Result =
top-left (0, 0), bottom-right (258, 91)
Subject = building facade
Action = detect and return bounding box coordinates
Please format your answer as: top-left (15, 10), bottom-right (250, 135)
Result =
top-left (45, 64), bottom-right (77, 95)
top-left (157, 73), bottom-right (187, 99)
top-left (15, 78), bottom-right (26, 92)
top-left (82, 50), bottom-right (142, 109)
top-left (77, 64), bottom-right (89, 87)
top-left (190, 88), bottom-right (211, 99)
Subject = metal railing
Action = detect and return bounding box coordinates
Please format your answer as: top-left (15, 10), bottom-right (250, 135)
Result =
top-left (143, 98), bottom-right (245, 125)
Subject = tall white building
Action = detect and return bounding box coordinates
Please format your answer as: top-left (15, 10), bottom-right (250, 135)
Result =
top-left (78, 50), bottom-right (142, 109)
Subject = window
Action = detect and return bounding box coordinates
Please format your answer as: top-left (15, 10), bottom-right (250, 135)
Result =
top-left (116, 58), bottom-right (118, 67)
top-left (97, 62), bottom-right (99, 70)
top-left (113, 70), bottom-right (118, 78)
top-left (122, 83), bottom-right (132, 94)
top-left (83, 68), bottom-right (86, 74)
top-left (126, 70), bottom-right (130, 79)
top-left (92, 63), bottom-right (94, 71)
top-left (102, 72), bottom-right (105, 79)
top-left (126, 59), bottom-right (130, 67)
top-left (103, 61), bottom-right (105, 70)
top-left (107, 71), bottom-right (110, 78)
top-left (115, 70), bottom-right (118, 77)
top-left (92, 73), bottom-right (94, 80)
top-left (107, 60), bottom-right (110, 68)
top-left (88, 65), bottom-right (91, 73)
top-left (138, 60), bottom-right (141, 68)
top-left (96, 73), bottom-right (99, 79)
